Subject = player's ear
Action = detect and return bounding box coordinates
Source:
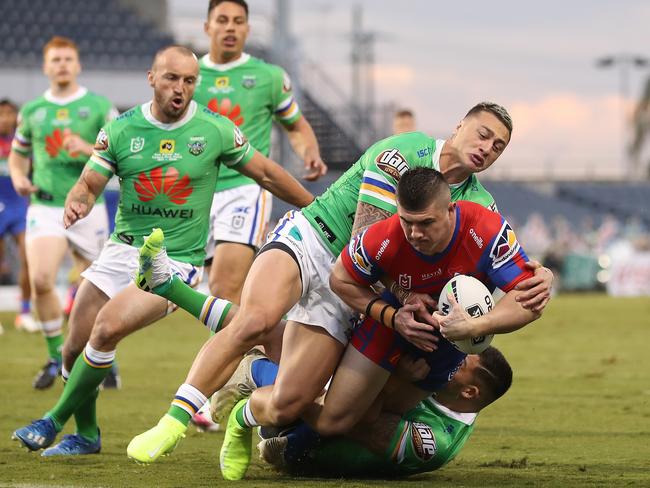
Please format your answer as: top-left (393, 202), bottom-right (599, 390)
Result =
top-left (147, 70), bottom-right (155, 87)
top-left (460, 384), bottom-right (480, 401)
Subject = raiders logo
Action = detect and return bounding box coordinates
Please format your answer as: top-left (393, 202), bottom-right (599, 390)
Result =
top-left (410, 422), bottom-right (437, 461)
top-left (375, 149), bottom-right (409, 180)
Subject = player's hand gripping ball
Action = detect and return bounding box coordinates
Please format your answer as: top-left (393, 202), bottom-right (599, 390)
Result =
top-left (438, 275), bottom-right (494, 354)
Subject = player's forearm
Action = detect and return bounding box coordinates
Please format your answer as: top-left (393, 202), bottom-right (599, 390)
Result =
top-left (330, 260), bottom-right (378, 313)
top-left (285, 117), bottom-right (320, 161)
top-left (65, 179), bottom-right (97, 213)
top-left (257, 161), bottom-right (314, 208)
top-left (8, 151), bottom-right (30, 180)
top-left (472, 290), bottom-right (540, 336)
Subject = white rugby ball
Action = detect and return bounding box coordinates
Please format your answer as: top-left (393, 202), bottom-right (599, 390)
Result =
top-left (437, 275), bottom-right (495, 354)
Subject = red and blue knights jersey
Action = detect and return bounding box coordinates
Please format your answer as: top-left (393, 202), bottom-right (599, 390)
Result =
top-left (341, 201), bottom-right (533, 298)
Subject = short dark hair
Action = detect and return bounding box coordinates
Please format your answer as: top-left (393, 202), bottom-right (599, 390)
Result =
top-left (396, 167), bottom-right (450, 211)
top-left (475, 346), bottom-right (513, 407)
top-left (465, 102), bottom-right (513, 136)
top-left (208, 0), bottom-right (249, 18)
top-left (394, 109), bottom-right (414, 118)
top-left (0, 99), bottom-right (18, 112)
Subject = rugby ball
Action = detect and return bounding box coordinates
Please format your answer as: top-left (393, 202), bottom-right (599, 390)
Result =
top-left (437, 275), bottom-right (494, 354)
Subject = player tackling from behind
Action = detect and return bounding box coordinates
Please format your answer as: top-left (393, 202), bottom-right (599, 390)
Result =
top-left (11, 45), bottom-right (313, 457)
top-left (8, 36), bottom-right (117, 389)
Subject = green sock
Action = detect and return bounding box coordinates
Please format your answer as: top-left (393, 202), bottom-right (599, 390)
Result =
top-left (167, 405), bottom-right (192, 425)
top-left (234, 400), bottom-right (248, 429)
top-left (45, 334), bottom-right (64, 362)
top-left (155, 275), bottom-right (209, 318)
top-left (46, 354), bottom-right (111, 430)
top-left (73, 388), bottom-right (100, 442)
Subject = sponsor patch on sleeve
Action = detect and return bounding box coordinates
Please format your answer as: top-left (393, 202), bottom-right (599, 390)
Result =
top-left (489, 221), bottom-right (521, 269)
top-left (410, 421), bottom-right (437, 461)
top-left (375, 149), bottom-right (409, 180)
top-left (348, 232), bottom-right (374, 277)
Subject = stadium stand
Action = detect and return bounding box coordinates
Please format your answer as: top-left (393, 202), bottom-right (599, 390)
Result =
top-left (0, 0), bottom-right (173, 70)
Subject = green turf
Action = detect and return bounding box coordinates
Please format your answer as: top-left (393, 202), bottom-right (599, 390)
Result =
top-left (0, 294), bottom-right (649, 487)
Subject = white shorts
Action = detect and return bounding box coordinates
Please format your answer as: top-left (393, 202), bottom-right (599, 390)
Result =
top-left (264, 210), bottom-right (356, 345)
top-left (205, 184), bottom-right (272, 260)
top-left (26, 203), bottom-right (108, 261)
top-left (81, 240), bottom-right (203, 301)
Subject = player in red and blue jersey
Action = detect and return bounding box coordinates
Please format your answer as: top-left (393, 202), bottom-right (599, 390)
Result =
top-left (298, 167), bottom-right (542, 439)
top-left (0, 99), bottom-right (36, 332)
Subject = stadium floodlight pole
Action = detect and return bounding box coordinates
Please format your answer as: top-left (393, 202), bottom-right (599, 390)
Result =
top-left (596, 54), bottom-right (650, 179)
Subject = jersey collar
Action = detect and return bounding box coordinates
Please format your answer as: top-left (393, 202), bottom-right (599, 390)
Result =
top-left (201, 52), bottom-right (251, 71)
top-left (429, 399), bottom-right (478, 425)
top-left (432, 139), bottom-right (470, 190)
top-left (43, 86), bottom-right (88, 105)
top-left (141, 100), bottom-right (197, 131)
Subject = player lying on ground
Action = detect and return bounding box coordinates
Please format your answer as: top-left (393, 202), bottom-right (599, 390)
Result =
top-left (253, 347), bottom-right (512, 477)
top-left (217, 167), bottom-right (543, 479)
top-left (11, 45), bottom-right (313, 457)
top-left (125, 227), bottom-right (514, 477)
top-left (127, 102), bottom-right (554, 468)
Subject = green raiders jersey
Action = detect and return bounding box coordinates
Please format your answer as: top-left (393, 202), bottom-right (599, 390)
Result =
top-left (193, 53), bottom-right (301, 192)
top-left (12, 87), bottom-right (117, 206)
top-left (302, 132), bottom-right (497, 256)
top-left (290, 398), bottom-right (476, 477)
top-left (87, 100), bottom-right (254, 266)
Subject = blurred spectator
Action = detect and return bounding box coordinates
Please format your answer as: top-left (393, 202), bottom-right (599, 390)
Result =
top-left (392, 109), bottom-right (416, 134)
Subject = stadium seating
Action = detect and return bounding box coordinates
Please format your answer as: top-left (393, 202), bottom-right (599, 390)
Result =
top-left (0, 0), bottom-right (173, 70)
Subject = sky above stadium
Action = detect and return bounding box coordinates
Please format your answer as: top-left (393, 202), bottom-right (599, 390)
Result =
top-left (172, 0), bottom-right (650, 178)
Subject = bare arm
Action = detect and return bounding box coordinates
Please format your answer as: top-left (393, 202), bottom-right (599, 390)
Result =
top-left (8, 150), bottom-right (37, 196)
top-left (283, 116), bottom-right (327, 181)
top-left (63, 166), bottom-right (110, 228)
top-left (237, 150), bottom-right (314, 208)
top-left (62, 128), bottom-right (94, 157)
top-left (350, 201), bottom-right (392, 238)
top-left (434, 288), bottom-right (541, 341)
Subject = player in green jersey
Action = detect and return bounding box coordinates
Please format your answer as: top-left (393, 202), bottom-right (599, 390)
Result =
top-left (258, 347), bottom-right (512, 478)
top-left (8, 36), bottom-right (117, 389)
top-left (127, 102), bottom-right (553, 472)
top-left (196, 0), bottom-right (326, 308)
top-left (11, 45), bottom-right (314, 458)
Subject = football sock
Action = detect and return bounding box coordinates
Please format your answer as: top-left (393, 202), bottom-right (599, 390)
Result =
top-left (283, 422), bottom-right (322, 465)
top-left (74, 388), bottom-right (100, 442)
top-left (168, 383), bottom-right (208, 426)
top-left (251, 358), bottom-right (279, 387)
top-left (157, 275), bottom-right (231, 332)
top-left (41, 318), bottom-right (64, 362)
top-left (21, 299), bottom-right (30, 314)
top-left (234, 399), bottom-right (259, 429)
top-left (45, 344), bottom-right (114, 431)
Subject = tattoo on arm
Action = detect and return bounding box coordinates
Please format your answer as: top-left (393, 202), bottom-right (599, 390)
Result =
top-left (351, 202), bottom-right (392, 238)
top-left (346, 413), bottom-right (402, 455)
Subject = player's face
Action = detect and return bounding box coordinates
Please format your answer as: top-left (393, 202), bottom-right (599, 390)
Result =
top-left (205, 2), bottom-right (250, 58)
top-left (398, 199), bottom-right (455, 255)
top-left (451, 111), bottom-right (510, 173)
top-left (43, 47), bottom-right (81, 87)
top-left (0, 105), bottom-right (17, 135)
top-left (149, 54), bottom-right (199, 122)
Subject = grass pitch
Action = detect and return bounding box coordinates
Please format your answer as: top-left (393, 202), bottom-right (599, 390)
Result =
top-left (0, 294), bottom-right (649, 487)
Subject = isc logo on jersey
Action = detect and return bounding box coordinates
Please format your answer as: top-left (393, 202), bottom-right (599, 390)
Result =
top-left (376, 149), bottom-right (409, 180)
top-left (410, 422), bottom-right (437, 461)
top-left (349, 233), bottom-right (373, 277)
top-left (489, 221), bottom-right (520, 269)
top-left (233, 126), bottom-right (247, 148)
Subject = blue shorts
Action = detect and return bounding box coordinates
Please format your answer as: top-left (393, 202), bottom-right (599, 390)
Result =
top-left (0, 197), bottom-right (28, 237)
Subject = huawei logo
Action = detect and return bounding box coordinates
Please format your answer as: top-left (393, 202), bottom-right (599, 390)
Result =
top-left (45, 128), bottom-right (64, 157)
top-left (207, 98), bottom-right (244, 126)
top-left (134, 167), bottom-right (193, 205)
